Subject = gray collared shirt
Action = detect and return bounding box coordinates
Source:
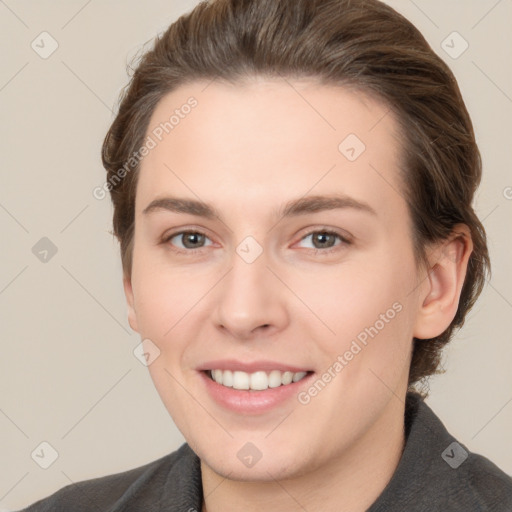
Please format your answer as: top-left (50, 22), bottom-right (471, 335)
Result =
top-left (19, 392), bottom-right (512, 511)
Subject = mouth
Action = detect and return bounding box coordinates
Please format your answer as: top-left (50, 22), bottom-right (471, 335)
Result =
top-left (198, 360), bottom-right (315, 413)
top-left (205, 369), bottom-right (312, 391)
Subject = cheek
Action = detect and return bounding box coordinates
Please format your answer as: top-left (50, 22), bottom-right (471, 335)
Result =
top-left (132, 275), bottom-right (173, 338)
top-left (315, 249), bottom-right (416, 364)
top-left (131, 252), bottom-right (210, 338)
top-left (131, 265), bottom-right (205, 424)
top-left (305, 253), bottom-right (411, 330)
top-left (338, 262), bottom-right (416, 390)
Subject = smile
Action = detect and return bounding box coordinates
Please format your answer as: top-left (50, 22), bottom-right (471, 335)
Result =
top-left (208, 369), bottom-right (309, 391)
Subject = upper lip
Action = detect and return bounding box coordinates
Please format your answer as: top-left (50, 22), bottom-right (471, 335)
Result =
top-left (197, 359), bottom-right (312, 373)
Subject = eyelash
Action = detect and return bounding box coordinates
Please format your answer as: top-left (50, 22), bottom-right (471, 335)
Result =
top-left (162, 228), bottom-right (352, 256)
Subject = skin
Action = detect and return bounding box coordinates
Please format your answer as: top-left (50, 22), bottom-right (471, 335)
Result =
top-left (123, 78), bottom-right (473, 512)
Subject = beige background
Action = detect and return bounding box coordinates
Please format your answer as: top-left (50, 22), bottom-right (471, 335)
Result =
top-left (1, 0), bottom-right (511, 509)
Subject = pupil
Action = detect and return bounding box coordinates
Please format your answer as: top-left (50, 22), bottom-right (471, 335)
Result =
top-left (315, 233), bottom-right (333, 248)
top-left (184, 233), bottom-right (203, 248)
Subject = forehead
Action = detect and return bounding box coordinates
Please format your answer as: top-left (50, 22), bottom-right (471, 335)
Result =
top-left (136, 78), bottom-right (406, 225)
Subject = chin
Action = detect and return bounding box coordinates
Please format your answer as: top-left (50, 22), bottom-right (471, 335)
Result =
top-left (201, 453), bottom-right (307, 482)
top-left (195, 435), bottom-right (316, 482)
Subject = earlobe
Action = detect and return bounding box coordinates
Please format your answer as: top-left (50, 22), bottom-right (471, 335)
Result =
top-left (123, 275), bottom-right (139, 333)
top-left (413, 225), bottom-right (473, 340)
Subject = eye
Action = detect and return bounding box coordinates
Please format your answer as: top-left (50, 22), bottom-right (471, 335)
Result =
top-left (162, 228), bottom-right (351, 256)
top-left (164, 230), bottom-right (213, 253)
top-left (297, 229), bottom-right (351, 254)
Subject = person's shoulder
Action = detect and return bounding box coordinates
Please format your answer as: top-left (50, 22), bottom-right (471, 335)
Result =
top-left (413, 393), bottom-right (512, 510)
top-left (17, 443), bottom-right (198, 512)
top-left (370, 392), bottom-right (512, 512)
top-left (456, 448), bottom-right (512, 510)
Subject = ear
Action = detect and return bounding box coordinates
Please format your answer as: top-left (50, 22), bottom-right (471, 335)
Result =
top-left (413, 224), bottom-right (473, 340)
top-left (123, 274), bottom-right (139, 333)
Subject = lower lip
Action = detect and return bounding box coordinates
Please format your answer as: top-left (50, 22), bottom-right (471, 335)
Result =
top-left (200, 371), bottom-right (314, 414)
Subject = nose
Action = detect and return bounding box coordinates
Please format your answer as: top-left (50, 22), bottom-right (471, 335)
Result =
top-left (213, 245), bottom-right (289, 341)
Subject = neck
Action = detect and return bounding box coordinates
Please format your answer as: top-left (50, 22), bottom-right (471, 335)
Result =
top-left (201, 395), bottom-right (406, 512)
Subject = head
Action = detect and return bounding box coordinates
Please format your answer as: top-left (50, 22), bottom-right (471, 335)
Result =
top-left (101, 0), bottom-right (489, 481)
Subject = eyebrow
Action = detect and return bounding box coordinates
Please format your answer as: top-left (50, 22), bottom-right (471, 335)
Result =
top-left (142, 194), bottom-right (377, 220)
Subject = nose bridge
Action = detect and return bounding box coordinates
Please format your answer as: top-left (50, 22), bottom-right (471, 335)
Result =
top-left (214, 237), bottom-right (288, 337)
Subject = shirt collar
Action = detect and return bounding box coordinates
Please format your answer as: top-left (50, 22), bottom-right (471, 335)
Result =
top-left (161, 391), bottom-right (457, 511)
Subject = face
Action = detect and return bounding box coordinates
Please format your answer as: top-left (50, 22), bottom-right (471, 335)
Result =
top-left (124, 78), bottom-right (427, 481)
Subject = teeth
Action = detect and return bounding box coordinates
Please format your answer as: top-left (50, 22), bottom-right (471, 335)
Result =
top-left (213, 369), bottom-right (223, 385)
top-left (281, 371), bottom-right (293, 385)
top-left (209, 369), bottom-right (309, 390)
top-left (222, 370), bottom-right (233, 387)
top-left (233, 371), bottom-right (249, 390)
top-left (250, 371), bottom-right (268, 391)
top-left (292, 371), bottom-right (307, 382)
top-left (268, 370), bottom-right (282, 388)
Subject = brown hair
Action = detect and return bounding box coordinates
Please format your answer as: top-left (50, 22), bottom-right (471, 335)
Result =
top-left (101, 0), bottom-right (490, 392)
